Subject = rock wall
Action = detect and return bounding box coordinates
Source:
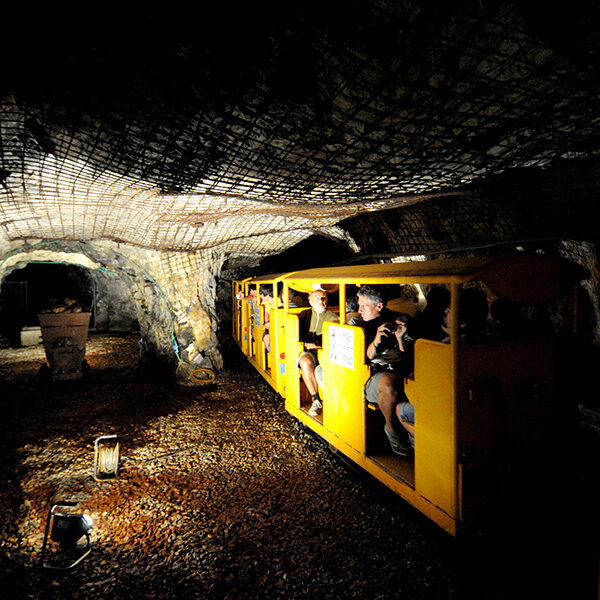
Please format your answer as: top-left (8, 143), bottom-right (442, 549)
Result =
top-left (560, 240), bottom-right (600, 346)
top-left (0, 240), bottom-right (224, 379)
top-left (92, 270), bottom-right (139, 332)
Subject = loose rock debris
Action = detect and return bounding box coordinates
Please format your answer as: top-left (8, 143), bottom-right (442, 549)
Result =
top-left (0, 333), bottom-right (587, 599)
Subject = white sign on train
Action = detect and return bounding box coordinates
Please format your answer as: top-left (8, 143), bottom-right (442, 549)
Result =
top-left (329, 325), bottom-right (354, 370)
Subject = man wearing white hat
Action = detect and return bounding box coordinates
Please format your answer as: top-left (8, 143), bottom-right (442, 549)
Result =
top-left (297, 288), bottom-right (339, 416)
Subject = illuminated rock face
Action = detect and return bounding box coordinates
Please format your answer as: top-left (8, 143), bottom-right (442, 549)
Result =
top-left (93, 272), bottom-right (139, 333)
top-left (0, 241), bottom-right (223, 376)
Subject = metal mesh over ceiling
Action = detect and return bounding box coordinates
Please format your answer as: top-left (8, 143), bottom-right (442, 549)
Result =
top-left (1, 2), bottom-right (599, 256)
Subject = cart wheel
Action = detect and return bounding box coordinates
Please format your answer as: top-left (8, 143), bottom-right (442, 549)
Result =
top-left (82, 359), bottom-right (91, 377)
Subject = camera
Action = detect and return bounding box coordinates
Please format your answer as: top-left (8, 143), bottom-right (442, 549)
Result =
top-left (390, 313), bottom-right (408, 332)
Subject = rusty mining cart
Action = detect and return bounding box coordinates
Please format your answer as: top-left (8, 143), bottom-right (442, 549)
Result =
top-left (38, 312), bottom-right (91, 381)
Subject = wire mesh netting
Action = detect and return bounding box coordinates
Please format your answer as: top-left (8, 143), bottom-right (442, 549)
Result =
top-left (1, 2), bottom-right (599, 257)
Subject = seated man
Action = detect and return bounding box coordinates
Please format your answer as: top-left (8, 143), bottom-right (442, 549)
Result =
top-left (297, 289), bottom-right (339, 416)
top-left (355, 285), bottom-right (414, 456)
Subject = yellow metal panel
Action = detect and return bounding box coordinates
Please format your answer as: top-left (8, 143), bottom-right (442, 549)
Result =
top-left (252, 319), bottom-right (276, 390)
top-left (320, 322), bottom-right (370, 453)
top-left (249, 272), bottom-right (294, 283)
top-left (412, 339), bottom-right (457, 520)
top-left (284, 313), bottom-right (302, 413)
top-left (240, 298), bottom-right (254, 357)
top-left (456, 339), bottom-right (556, 531)
top-left (254, 302), bottom-right (272, 382)
top-left (281, 256), bottom-right (494, 285)
top-left (272, 308), bottom-right (287, 396)
top-left (232, 277), bottom-right (252, 347)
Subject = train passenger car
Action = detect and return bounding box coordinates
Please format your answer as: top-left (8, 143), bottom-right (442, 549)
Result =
top-left (237, 272), bottom-right (301, 396)
top-left (277, 254), bottom-right (584, 537)
top-left (232, 277), bottom-right (251, 349)
top-left (283, 255), bottom-right (574, 535)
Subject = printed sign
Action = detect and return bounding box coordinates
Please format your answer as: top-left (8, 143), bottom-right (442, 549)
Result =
top-left (252, 303), bottom-right (261, 327)
top-left (329, 325), bottom-right (354, 370)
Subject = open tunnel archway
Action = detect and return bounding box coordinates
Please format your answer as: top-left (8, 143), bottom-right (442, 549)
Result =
top-left (0, 242), bottom-right (186, 379)
top-left (0, 262), bottom-right (97, 346)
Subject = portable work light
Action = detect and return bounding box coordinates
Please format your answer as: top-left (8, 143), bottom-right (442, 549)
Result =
top-left (41, 502), bottom-right (93, 570)
top-left (50, 512), bottom-right (93, 546)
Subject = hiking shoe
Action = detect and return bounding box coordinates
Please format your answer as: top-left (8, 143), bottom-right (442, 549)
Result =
top-left (308, 399), bottom-right (322, 416)
top-left (384, 426), bottom-right (411, 456)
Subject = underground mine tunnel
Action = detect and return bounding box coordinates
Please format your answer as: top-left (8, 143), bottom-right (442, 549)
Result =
top-left (1, 2), bottom-right (600, 599)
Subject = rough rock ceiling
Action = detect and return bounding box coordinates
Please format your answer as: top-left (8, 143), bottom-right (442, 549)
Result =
top-left (1, 2), bottom-right (599, 259)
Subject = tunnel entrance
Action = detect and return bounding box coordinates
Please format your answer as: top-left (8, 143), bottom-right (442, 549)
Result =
top-left (0, 261), bottom-right (140, 351)
top-left (0, 263), bottom-right (96, 347)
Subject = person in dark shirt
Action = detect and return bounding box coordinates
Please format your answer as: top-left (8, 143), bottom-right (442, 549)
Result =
top-left (354, 285), bottom-right (414, 455)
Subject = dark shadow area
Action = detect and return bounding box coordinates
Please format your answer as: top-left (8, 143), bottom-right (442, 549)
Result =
top-left (255, 234), bottom-right (355, 273)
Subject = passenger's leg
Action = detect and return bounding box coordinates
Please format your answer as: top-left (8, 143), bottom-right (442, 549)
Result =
top-left (377, 372), bottom-right (401, 433)
top-left (397, 402), bottom-right (415, 448)
top-left (299, 354), bottom-right (318, 396)
top-left (366, 373), bottom-right (410, 455)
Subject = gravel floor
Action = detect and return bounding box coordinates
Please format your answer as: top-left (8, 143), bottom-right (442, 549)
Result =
top-left (0, 333), bottom-right (598, 599)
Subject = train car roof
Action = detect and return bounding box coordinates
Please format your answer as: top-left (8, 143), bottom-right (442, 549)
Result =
top-left (248, 272), bottom-right (296, 283)
top-left (280, 254), bottom-right (586, 303)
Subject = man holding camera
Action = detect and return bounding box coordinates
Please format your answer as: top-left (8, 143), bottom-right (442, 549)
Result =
top-left (354, 285), bottom-right (414, 455)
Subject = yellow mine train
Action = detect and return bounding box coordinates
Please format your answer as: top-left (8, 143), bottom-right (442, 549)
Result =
top-left (232, 254), bottom-right (584, 537)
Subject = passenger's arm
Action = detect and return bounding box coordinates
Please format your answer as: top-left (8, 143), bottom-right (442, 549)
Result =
top-left (366, 339), bottom-right (378, 360)
top-left (367, 322), bottom-right (391, 359)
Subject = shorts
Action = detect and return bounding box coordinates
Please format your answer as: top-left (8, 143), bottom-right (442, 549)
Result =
top-left (297, 349), bottom-right (318, 368)
top-left (364, 371), bottom-right (387, 406)
top-left (364, 371), bottom-right (406, 407)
